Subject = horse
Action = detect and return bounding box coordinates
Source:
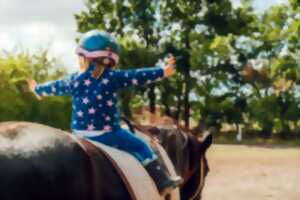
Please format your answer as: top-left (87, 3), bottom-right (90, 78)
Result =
top-left (0, 121), bottom-right (211, 200)
top-left (0, 122), bottom-right (131, 200)
top-left (124, 117), bottom-right (212, 200)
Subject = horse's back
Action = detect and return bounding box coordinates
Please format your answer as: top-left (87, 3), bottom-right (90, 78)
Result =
top-left (79, 139), bottom-right (132, 200)
top-left (0, 122), bottom-right (92, 200)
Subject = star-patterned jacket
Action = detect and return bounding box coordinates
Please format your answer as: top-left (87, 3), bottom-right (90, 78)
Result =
top-left (35, 64), bottom-right (164, 132)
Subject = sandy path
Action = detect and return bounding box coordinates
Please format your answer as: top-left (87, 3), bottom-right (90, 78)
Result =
top-left (201, 145), bottom-right (300, 200)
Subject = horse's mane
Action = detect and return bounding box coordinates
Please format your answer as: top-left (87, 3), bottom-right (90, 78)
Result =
top-left (133, 109), bottom-right (194, 136)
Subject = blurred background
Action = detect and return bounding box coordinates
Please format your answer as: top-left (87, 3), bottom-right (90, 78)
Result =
top-left (1, 0), bottom-right (299, 143)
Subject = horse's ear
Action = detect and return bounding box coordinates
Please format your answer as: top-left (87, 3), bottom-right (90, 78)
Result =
top-left (198, 131), bottom-right (213, 153)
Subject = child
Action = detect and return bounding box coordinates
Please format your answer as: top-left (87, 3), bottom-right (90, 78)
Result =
top-left (28, 30), bottom-right (181, 195)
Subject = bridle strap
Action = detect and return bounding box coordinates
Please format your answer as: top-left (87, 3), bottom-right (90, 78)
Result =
top-left (182, 164), bottom-right (197, 185)
top-left (188, 157), bottom-right (205, 200)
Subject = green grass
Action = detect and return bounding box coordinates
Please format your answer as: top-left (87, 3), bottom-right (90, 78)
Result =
top-left (213, 132), bottom-right (300, 147)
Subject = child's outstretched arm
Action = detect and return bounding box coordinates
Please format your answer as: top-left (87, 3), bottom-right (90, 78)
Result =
top-left (114, 56), bottom-right (176, 89)
top-left (28, 75), bottom-right (74, 100)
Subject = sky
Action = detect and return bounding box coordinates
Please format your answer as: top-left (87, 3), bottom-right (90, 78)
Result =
top-left (232, 0), bottom-right (288, 10)
top-left (0, 0), bottom-right (289, 72)
top-left (0, 0), bottom-right (85, 72)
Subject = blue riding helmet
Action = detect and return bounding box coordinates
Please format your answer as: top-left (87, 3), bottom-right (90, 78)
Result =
top-left (76, 30), bottom-right (121, 66)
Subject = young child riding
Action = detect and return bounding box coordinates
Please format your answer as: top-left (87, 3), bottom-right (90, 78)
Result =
top-left (28, 30), bottom-right (181, 195)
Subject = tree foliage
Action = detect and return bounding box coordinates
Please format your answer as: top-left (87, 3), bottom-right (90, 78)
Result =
top-left (0, 51), bottom-right (71, 129)
top-left (74, 0), bottom-right (300, 137)
top-left (1, 1), bottom-right (299, 139)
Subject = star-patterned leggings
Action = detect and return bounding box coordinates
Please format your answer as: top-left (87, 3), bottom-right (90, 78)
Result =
top-left (84, 128), bottom-right (157, 164)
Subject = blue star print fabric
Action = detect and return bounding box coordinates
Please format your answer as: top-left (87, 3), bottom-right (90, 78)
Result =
top-left (35, 64), bottom-right (164, 132)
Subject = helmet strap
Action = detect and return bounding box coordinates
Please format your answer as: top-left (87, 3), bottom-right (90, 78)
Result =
top-left (92, 65), bottom-right (105, 79)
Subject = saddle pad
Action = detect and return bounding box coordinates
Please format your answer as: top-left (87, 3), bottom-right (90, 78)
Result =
top-left (87, 139), bottom-right (163, 200)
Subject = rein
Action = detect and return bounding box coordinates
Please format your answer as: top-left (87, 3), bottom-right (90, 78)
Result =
top-left (182, 162), bottom-right (197, 185)
top-left (188, 157), bottom-right (205, 200)
top-left (181, 156), bottom-right (205, 200)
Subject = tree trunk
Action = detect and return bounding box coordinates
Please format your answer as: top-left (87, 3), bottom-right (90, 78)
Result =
top-left (175, 93), bottom-right (182, 120)
top-left (161, 89), bottom-right (172, 117)
top-left (280, 121), bottom-right (290, 139)
top-left (260, 128), bottom-right (272, 138)
top-left (162, 101), bottom-right (171, 116)
top-left (183, 37), bottom-right (191, 128)
top-left (183, 71), bottom-right (191, 128)
top-left (143, 31), bottom-right (157, 114)
top-left (148, 83), bottom-right (156, 113)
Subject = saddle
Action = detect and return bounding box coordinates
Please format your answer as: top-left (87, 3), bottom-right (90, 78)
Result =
top-left (78, 135), bottom-right (180, 200)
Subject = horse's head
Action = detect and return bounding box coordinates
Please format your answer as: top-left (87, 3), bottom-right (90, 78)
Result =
top-left (144, 125), bottom-right (212, 200)
top-left (122, 114), bottom-right (213, 199)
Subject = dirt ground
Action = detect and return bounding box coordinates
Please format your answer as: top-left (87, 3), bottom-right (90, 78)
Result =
top-left (201, 144), bottom-right (300, 200)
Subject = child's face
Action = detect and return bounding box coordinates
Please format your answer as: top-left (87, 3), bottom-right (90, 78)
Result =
top-left (78, 56), bottom-right (90, 72)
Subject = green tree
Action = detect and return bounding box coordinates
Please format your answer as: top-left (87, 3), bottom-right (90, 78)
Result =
top-left (243, 3), bottom-right (300, 137)
top-left (74, 0), bottom-right (300, 138)
top-left (0, 50), bottom-right (71, 129)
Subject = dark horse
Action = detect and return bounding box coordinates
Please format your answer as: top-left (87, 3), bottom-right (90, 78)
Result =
top-left (125, 118), bottom-right (212, 200)
top-left (0, 121), bottom-right (211, 200)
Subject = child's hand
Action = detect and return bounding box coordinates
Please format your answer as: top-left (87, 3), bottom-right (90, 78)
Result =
top-left (164, 55), bottom-right (176, 77)
top-left (27, 79), bottom-right (37, 91)
top-left (27, 79), bottom-right (42, 100)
